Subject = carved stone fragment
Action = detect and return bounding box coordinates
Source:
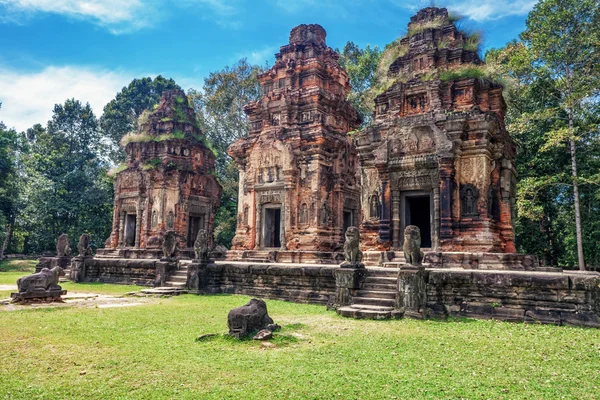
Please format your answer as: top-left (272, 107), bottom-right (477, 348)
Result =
top-left (227, 299), bottom-right (274, 339)
top-left (403, 225), bottom-right (424, 266)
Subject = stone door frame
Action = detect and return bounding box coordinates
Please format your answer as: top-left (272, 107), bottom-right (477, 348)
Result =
top-left (259, 203), bottom-right (284, 250)
top-left (399, 190), bottom-right (435, 250)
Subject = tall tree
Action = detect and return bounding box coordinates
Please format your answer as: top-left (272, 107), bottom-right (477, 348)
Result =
top-left (100, 76), bottom-right (181, 163)
top-left (21, 100), bottom-right (112, 252)
top-left (189, 59), bottom-right (264, 247)
top-left (337, 42), bottom-right (382, 126)
top-left (0, 104), bottom-right (22, 258)
top-left (521, 0), bottom-right (600, 270)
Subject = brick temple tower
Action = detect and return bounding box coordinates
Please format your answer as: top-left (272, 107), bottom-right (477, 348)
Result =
top-left (356, 7), bottom-right (517, 253)
top-left (228, 24), bottom-right (361, 254)
top-left (100, 89), bottom-right (222, 258)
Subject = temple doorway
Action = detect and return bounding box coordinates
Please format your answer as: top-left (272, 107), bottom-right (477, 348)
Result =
top-left (263, 206), bottom-right (281, 248)
top-left (124, 214), bottom-right (137, 247)
top-left (187, 214), bottom-right (205, 248)
top-left (402, 192), bottom-right (432, 248)
top-left (343, 210), bottom-right (353, 233)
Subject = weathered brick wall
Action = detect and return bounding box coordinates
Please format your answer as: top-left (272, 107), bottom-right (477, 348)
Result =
top-left (83, 259), bottom-right (165, 286)
top-left (426, 269), bottom-right (600, 327)
top-left (201, 263), bottom-right (337, 305)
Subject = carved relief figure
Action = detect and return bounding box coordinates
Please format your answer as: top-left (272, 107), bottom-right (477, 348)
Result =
top-left (460, 184), bottom-right (480, 217)
top-left (369, 194), bottom-right (380, 219)
top-left (166, 211), bottom-right (175, 229)
top-left (299, 203), bottom-right (308, 225)
top-left (151, 210), bottom-right (158, 228)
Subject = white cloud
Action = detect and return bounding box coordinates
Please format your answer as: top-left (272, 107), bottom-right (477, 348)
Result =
top-left (0, 65), bottom-right (137, 131)
top-left (0, 0), bottom-right (246, 33)
top-left (0, 0), bottom-right (153, 33)
top-left (390, 0), bottom-right (536, 21)
top-left (445, 1), bottom-right (537, 21)
top-left (244, 46), bottom-right (277, 66)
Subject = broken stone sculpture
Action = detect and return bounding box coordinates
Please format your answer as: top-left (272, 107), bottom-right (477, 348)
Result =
top-left (162, 230), bottom-right (178, 258)
top-left (193, 229), bottom-right (209, 262)
top-left (56, 234), bottom-right (72, 257)
top-left (341, 226), bottom-right (363, 268)
top-left (403, 225), bottom-right (424, 266)
top-left (77, 234), bottom-right (93, 257)
top-left (227, 298), bottom-right (274, 339)
top-left (12, 266), bottom-right (66, 302)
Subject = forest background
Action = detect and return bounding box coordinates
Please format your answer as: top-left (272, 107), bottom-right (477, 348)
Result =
top-left (0, 0), bottom-right (598, 269)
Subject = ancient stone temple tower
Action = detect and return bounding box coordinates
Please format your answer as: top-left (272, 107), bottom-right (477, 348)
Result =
top-left (356, 7), bottom-right (517, 253)
top-left (101, 89), bottom-right (222, 257)
top-left (228, 24), bottom-right (361, 253)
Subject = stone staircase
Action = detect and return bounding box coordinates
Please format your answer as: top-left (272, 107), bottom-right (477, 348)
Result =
top-left (337, 268), bottom-right (400, 319)
top-left (165, 262), bottom-right (188, 288)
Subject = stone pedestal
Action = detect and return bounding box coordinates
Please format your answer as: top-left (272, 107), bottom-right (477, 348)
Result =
top-left (70, 256), bottom-right (92, 283)
top-left (397, 265), bottom-right (427, 319)
top-left (11, 289), bottom-right (67, 303)
top-left (155, 260), bottom-right (177, 287)
top-left (35, 256), bottom-right (72, 273)
top-left (186, 260), bottom-right (209, 293)
top-left (333, 267), bottom-right (366, 308)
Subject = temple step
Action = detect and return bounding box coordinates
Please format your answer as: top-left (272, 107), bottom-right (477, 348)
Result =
top-left (356, 290), bottom-right (397, 300)
top-left (352, 297), bottom-right (396, 307)
top-left (165, 281), bottom-right (186, 288)
top-left (336, 306), bottom-right (397, 320)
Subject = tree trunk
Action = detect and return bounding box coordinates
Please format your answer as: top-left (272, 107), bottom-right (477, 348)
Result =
top-left (0, 223), bottom-right (13, 259)
top-left (568, 111), bottom-right (585, 270)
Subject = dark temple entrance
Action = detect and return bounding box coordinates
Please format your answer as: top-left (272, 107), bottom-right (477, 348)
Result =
top-left (343, 210), bottom-right (353, 233)
top-left (187, 214), bottom-right (205, 248)
top-left (263, 207), bottom-right (281, 248)
top-left (404, 194), bottom-right (432, 248)
top-left (124, 214), bottom-right (137, 247)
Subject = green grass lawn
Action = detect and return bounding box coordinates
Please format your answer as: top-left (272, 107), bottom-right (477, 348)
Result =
top-left (1, 268), bottom-right (600, 399)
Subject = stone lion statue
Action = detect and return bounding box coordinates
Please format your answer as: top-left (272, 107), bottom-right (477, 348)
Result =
top-left (341, 226), bottom-right (363, 268)
top-left (17, 266), bottom-right (64, 293)
top-left (194, 229), bottom-right (209, 262)
top-left (56, 234), bottom-right (72, 257)
top-left (403, 225), bottom-right (424, 266)
top-left (77, 234), bottom-right (93, 257)
top-left (162, 230), bottom-right (178, 258)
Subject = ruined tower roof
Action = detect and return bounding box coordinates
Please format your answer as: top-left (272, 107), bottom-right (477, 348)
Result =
top-left (122, 89), bottom-right (205, 147)
top-left (388, 7), bottom-right (482, 77)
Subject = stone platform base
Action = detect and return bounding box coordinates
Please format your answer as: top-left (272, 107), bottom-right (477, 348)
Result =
top-left (96, 248), bottom-right (195, 260)
top-left (11, 289), bottom-right (67, 303)
top-left (225, 250), bottom-right (344, 265)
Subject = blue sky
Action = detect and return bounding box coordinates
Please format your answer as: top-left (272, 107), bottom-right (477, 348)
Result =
top-left (0, 0), bottom-right (537, 131)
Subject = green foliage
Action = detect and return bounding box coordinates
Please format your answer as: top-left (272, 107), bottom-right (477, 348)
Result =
top-left (16, 100), bottom-right (113, 253)
top-left (189, 59), bottom-right (264, 248)
top-left (100, 76), bottom-right (181, 164)
top-left (142, 157), bottom-right (162, 171)
top-left (407, 15), bottom-right (446, 36)
top-left (337, 41), bottom-right (383, 125)
top-left (1, 290), bottom-right (600, 398)
top-left (485, 0), bottom-right (600, 268)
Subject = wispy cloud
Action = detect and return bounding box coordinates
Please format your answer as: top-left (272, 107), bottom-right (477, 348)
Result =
top-left (447, 0), bottom-right (537, 21)
top-left (0, 65), bottom-right (138, 131)
top-left (241, 46), bottom-right (277, 66)
top-left (0, 0), bottom-right (246, 33)
top-left (0, 0), bottom-right (153, 33)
